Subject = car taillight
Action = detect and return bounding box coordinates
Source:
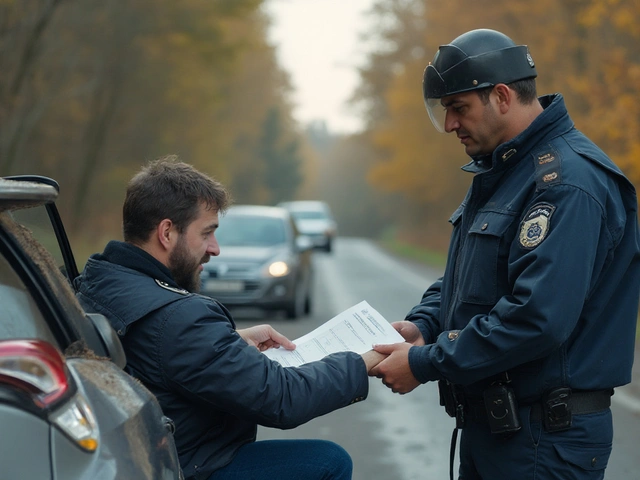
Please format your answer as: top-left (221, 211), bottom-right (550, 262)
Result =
top-left (0, 339), bottom-right (69, 407)
top-left (0, 339), bottom-right (99, 452)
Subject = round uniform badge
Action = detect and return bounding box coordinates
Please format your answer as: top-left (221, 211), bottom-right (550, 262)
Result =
top-left (519, 203), bottom-right (556, 249)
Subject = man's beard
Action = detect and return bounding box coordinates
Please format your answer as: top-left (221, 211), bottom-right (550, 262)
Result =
top-left (168, 236), bottom-right (209, 293)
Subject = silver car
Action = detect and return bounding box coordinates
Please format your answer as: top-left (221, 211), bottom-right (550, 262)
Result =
top-left (200, 205), bottom-right (314, 319)
top-left (277, 200), bottom-right (337, 253)
top-left (0, 176), bottom-right (183, 479)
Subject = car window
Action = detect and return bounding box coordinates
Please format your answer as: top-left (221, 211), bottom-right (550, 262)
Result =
top-left (10, 206), bottom-right (67, 275)
top-left (290, 211), bottom-right (329, 221)
top-left (217, 216), bottom-right (286, 246)
top-left (1, 209), bottom-right (93, 349)
top-left (0, 252), bottom-right (58, 345)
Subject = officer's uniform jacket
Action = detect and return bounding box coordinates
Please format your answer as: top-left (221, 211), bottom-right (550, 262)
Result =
top-left (407, 94), bottom-right (640, 402)
top-left (75, 241), bottom-right (368, 480)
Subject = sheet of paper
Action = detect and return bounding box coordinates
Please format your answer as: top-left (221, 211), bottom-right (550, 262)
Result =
top-left (263, 300), bottom-right (404, 367)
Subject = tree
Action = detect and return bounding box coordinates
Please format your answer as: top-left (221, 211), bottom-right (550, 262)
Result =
top-left (1, 0), bottom-right (308, 259)
top-left (352, 0), bottom-right (640, 250)
top-left (260, 107), bottom-right (303, 205)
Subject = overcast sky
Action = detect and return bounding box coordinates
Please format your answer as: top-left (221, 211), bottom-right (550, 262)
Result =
top-left (263, 0), bottom-right (376, 134)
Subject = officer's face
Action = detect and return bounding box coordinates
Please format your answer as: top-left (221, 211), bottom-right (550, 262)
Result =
top-left (169, 204), bottom-right (220, 292)
top-left (441, 89), bottom-right (503, 156)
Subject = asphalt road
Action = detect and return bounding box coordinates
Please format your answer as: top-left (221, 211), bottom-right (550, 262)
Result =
top-left (231, 237), bottom-right (640, 480)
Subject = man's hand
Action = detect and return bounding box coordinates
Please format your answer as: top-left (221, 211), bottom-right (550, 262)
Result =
top-left (237, 325), bottom-right (296, 352)
top-left (369, 342), bottom-right (420, 394)
top-left (361, 350), bottom-right (387, 373)
top-left (392, 321), bottom-right (426, 346)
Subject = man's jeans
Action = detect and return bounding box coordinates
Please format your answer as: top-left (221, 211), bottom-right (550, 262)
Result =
top-left (208, 439), bottom-right (353, 480)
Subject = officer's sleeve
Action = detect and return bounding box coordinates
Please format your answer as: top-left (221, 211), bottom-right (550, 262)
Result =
top-left (408, 184), bottom-right (611, 385)
top-left (159, 299), bottom-right (369, 429)
top-left (405, 277), bottom-right (443, 344)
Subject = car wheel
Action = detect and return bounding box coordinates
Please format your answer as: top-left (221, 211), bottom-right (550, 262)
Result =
top-left (285, 283), bottom-right (305, 320)
top-left (304, 288), bottom-right (312, 314)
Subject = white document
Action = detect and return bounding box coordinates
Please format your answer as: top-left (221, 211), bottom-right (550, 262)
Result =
top-left (263, 300), bottom-right (404, 367)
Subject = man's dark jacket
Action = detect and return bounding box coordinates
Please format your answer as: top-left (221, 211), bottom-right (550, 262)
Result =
top-left (75, 241), bottom-right (368, 480)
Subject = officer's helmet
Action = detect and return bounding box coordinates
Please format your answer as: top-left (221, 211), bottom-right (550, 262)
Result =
top-left (423, 29), bottom-right (537, 132)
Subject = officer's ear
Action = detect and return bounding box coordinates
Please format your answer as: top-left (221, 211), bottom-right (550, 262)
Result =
top-left (493, 83), bottom-right (512, 114)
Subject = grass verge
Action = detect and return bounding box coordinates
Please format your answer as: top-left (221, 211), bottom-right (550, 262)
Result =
top-left (377, 228), bottom-right (447, 270)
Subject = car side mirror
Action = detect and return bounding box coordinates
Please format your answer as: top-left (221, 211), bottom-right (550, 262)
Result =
top-left (295, 235), bottom-right (314, 252)
top-left (86, 313), bottom-right (127, 369)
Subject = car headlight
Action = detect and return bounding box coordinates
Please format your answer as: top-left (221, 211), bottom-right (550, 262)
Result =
top-left (267, 261), bottom-right (290, 277)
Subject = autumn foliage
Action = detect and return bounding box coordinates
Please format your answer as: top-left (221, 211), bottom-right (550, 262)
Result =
top-left (350, 0), bottom-right (640, 248)
top-left (0, 0), bottom-right (304, 255)
top-left (3, 0), bottom-right (640, 254)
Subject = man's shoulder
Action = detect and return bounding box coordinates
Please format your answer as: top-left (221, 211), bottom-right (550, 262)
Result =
top-left (164, 291), bottom-right (232, 319)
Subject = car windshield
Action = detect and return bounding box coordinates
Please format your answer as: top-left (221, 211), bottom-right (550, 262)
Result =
top-left (217, 215), bottom-right (286, 247)
top-left (290, 211), bottom-right (328, 220)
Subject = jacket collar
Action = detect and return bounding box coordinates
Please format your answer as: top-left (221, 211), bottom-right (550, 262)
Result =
top-left (100, 240), bottom-right (178, 288)
top-left (462, 93), bottom-right (574, 174)
top-left (77, 241), bottom-right (188, 334)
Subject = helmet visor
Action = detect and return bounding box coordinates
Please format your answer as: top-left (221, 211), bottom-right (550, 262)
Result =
top-left (423, 64), bottom-right (447, 133)
top-left (425, 97), bottom-right (446, 133)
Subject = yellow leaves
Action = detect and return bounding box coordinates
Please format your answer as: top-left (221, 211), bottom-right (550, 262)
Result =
top-left (2, 0), bottom-right (301, 239)
top-left (616, 145), bottom-right (640, 186)
top-left (362, 0), bottom-right (640, 217)
top-left (368, 57), bottom-right (465, 205)
top-left (579, 2), bottom-right (608, 27)
top-left (167, 32), bottom-right (192, 48)
top-left (579, 0), bottom-right (640, 37)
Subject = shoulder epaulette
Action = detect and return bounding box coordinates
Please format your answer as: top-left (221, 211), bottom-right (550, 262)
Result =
top-left (533, 146), bottom-right (562, 191)
top-left (154, 279), bottom-right (189, 295)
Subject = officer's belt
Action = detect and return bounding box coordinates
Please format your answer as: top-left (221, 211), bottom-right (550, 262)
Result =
top-left (464, 389), bottom-right (612, 424)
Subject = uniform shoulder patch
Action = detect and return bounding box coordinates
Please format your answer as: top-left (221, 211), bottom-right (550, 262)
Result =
top-left (155, 279), bottom-right (189, 295)
top-left (519, 203), bottom-right (556, 249)
top-left (534, 147), bottom-right (562, 191)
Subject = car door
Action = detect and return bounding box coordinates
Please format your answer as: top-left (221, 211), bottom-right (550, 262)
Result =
top-left (0, 175), bottom-right (183, 479)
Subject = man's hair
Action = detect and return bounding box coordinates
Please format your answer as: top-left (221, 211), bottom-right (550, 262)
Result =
top-left (123, 155), bottom-right (231, 244)
top-left (476, 78), bottom-right (538, 105)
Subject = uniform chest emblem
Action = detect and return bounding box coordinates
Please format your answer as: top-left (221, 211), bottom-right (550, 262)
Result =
top-left (519, 203), bottom-right (556, 249)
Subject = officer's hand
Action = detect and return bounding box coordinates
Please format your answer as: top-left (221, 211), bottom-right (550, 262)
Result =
top-left (392, 321), bottom-right (426, 346)
top-left (369, 342), bottom-right (420, 394)
top-left (237, 325), bottom-right (296, 352)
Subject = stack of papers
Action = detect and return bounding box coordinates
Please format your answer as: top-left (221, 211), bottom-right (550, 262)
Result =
top-left (263, 300), bottom-right (404, 367)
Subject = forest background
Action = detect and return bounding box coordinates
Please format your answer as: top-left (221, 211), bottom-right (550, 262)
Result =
top-left (3, 0), bottom-right (640, 266)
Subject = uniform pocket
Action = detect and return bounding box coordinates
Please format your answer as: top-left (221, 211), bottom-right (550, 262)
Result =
top-left (458, 210), bottom-right (517, 305)
top-left (553, 442), bottom-right (611, 472)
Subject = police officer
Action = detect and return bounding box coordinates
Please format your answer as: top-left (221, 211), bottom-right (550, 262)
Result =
top-left (370, 29), bottom-right (640, 479)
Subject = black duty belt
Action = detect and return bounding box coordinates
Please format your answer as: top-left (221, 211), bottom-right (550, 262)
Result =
top-left (464, 389), bottom-right (612, 424)
top-left (530, 389), bottom-right (612, 421)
